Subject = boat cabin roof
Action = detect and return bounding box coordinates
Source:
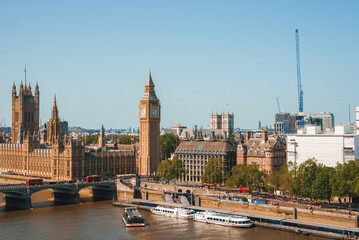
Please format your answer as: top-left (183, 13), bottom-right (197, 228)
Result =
top-left (125, 208), bottom-right (142, 219)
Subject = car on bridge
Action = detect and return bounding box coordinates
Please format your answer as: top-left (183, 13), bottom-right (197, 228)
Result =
top-left (45, 181), bottom-right (58, 185)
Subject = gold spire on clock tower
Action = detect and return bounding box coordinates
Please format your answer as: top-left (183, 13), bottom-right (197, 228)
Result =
top-left (138, 68), bottom-right (161, 176)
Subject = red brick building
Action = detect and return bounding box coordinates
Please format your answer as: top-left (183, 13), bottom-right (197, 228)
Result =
top-left (237, 129), bottom-right (286, 174)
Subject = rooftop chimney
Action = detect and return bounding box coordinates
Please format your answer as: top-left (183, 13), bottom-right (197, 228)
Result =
top-left (245, 131), bottom-right (250, 142)
top-left (261, 129), bottom-right (268, 142)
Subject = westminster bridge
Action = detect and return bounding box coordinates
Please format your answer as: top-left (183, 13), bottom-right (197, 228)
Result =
top-left (0, 181), bottom-right (117, 209)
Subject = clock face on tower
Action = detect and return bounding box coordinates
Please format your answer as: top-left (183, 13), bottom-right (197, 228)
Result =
top-left (151, 107), bottom-right (158, 117)
top-left (141, 107), bottom-right (146, 116)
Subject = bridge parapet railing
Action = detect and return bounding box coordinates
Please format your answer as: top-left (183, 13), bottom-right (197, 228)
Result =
top-left (77, 180), bottom-right (115, 185)
top-left (0, 184), bottom-right (26, 190)
top-left (0, 180), bottom-right (115, 190)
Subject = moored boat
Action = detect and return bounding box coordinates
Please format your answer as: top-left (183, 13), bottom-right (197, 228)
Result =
top-left (150, 205), bottom-right (195, 219)
top-left (122, 207), bottom-right (146, 227)
top-left (194, 210), bottom-right (253, 228)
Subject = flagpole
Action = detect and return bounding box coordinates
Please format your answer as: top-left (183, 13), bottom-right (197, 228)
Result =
top-left (24, 64), bottom-right (27, 85)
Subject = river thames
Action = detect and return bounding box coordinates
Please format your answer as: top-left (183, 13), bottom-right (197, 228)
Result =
top-left (0, 190), bottom-right (325, 240)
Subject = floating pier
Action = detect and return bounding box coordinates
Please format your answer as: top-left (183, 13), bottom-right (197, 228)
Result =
top-left (113, 199), bottom-right (359, 239)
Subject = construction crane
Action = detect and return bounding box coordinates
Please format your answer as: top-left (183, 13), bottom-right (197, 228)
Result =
top-left (0, 118), bottom-right (6, 132)
top-left (295, 29), bottom-right (305, 128)
top-left (276, 97), bottom-right (284, 134)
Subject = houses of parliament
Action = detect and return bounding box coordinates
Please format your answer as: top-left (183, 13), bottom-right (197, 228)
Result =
top-left (0, 70), bottom-right (161, 180)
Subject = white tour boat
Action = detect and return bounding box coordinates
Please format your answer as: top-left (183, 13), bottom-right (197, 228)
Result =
top-left (150, 205), bottom-right (196, 219)
top-left (194, 210), bottom-right (253, 228)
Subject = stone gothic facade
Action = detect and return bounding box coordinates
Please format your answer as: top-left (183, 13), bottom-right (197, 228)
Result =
top-left (211, 112), bottom-right (234, 137)
top-left (11, 81), bottom-right (39, 144)
top-left (0, 81), bottom-right (142, 180)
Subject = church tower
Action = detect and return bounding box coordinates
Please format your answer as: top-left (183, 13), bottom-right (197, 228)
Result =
top-left (138, 68), bottom-right (161, 176)
top-left (11, 81), bottom-right (40, 143)
top-left (47, 95), bottom-right (63, 144)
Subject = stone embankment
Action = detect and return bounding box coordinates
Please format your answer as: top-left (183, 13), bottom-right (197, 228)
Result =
top-left (133, 181), bottom-right (357, 228)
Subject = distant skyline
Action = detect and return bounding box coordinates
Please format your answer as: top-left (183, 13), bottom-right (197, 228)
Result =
top-left (0, 1), bottom-right (358, 129)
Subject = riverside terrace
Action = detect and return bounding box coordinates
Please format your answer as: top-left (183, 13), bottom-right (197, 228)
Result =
top-left (0, 181), bottom-right (117, 209)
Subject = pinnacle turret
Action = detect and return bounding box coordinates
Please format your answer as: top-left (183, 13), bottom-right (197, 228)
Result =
top-left (142, 67), bottom-right (158, 100)
top-left (12, 81), bottom-right (16, 96)
top-left (51, 94), bottom-right (59, 119)
top-left (145, 67), bottom-right (155, 87)
top-left (100, 124), bottom-right (105, 138)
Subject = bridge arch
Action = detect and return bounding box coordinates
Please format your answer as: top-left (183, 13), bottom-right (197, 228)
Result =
top-left (0, 182), bottom-right (116, 210)
top-left (0, 188), bottom-right (31, 209)
top-left (77, 182), bottom-right (117, 201)
top-left (78, 186), bottom-right (94, 200)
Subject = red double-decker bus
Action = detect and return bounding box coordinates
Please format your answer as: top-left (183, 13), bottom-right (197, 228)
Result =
top-left (26, 178), bottom-right (43, 186)
top-left (86, 175), bottom-right (101, 183)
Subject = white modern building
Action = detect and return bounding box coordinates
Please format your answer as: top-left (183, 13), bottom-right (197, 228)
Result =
top-left (287, 125), bottom-right (359, 167)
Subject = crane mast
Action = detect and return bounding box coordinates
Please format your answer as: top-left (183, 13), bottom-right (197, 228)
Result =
top-left (295, 29), bottom-right (305, 128)
top-left (296, 29), bottom-right (303, 113)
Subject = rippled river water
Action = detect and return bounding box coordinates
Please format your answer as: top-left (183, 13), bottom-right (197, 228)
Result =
top-left (0, 191), bottom-right (325, 240)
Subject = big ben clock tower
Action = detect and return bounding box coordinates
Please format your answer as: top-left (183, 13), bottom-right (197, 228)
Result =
top-left (138, 68), bottom-right (161, 176)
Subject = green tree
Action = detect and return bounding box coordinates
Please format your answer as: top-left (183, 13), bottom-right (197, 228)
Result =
top-left (278, 163), bottom-right (296, 195)
top-left (157, 160), bottom-right (171, 179)
top-left (118, 135), bottom-right (133, 144)
top-left (261, 163), bottom-right (296, 194)
top-left (104, 135), bottom-right (134, 144)
top-left (100, 171), bottom-right (115, 178)
top-left (266, 171), bottom-right (281, 192)
top-left (291, 158), bottom-right (319, 198)
top-left (244, 164), bottom-right (266, 192)
top-left (153, 174), bottom-right (160, 181)
top-left (156, 157), bottom-right (186, 180)
top-left (331, 160), bottom-right (359, 203)
top-left (86, 134), bottom-right (99, 144)
top-left (225, 164), bottom-right (247, 188)
top-left (201, 157), bottom-right (224, 185)
top-left (311, 165), bottom-right (335, 201)
top-left (160, 133), bottom-right (181, 160)
top-left (225, 164), bottom-right (266, 192)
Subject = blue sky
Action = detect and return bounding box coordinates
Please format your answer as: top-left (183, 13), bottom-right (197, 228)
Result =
top-left (0, 1), bottom-right (358, 130)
